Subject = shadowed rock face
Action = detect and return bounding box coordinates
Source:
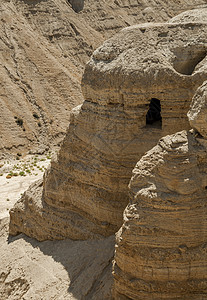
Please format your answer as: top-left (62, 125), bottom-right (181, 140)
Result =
top-left (9, 15), bottom-right (207, 241)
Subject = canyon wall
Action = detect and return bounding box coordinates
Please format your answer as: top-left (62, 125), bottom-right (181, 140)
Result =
top-left (7, 7), bottom-right (207, 299)
top-left (113, 117), bottom-right (207, 298)
top-left (9, 15), bottom-right (207, 241)
top-left (1, 0), bottom-right (207, 154)
top-left (113, 128), bottom-right (207, 299)
top-left (113, 39), bottom-right (207, 300)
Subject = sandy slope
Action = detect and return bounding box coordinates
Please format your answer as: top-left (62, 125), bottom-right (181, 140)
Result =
top-left (0, 154), bottom-right (114, 299)
top-left (0, 218), bottom-right (114, 300)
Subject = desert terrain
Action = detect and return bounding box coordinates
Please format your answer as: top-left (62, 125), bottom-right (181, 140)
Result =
top-left (1, 1), bottom-right (207, 299)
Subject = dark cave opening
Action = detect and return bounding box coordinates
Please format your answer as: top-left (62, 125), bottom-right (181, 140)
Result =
top-left (146, 98), bottom-right (162, 127)
top-left (68, 0), bottom-right (84, 13)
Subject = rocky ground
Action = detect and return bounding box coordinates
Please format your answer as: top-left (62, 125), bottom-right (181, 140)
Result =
top-left (0, 218), bottom-right (114, 300)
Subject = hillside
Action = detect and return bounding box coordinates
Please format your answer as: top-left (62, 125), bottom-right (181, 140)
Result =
top-left (1, 0), bottom-right (207, 155)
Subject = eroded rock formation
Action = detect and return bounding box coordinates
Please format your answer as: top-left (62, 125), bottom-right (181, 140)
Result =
top-left (9, 15), bottom-right (207, 241)
top-left (188, 80), bottom-right (207, 138)
top-left (1, 0), bottom-right (206, 154)
top-left (113, 37), bottom-right (207, 300)
top-left (113, 129), bottom-right (207, 299)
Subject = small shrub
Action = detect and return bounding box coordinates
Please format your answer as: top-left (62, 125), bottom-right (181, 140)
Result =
top-left (16, 118), bottom-right (23, 127)
top-left (19, 171), bottom-right (25, 176)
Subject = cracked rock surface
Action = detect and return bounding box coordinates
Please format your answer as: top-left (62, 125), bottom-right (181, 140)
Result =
top-left (113, 11), bottom-right (207, 296)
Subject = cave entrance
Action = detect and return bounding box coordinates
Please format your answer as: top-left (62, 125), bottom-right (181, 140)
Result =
top-left (68, 0), bottom-right (84, 13)
top-left (146, 98), bottom-right (162, 128)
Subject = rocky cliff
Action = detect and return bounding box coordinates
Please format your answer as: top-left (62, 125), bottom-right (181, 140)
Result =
top-left (9, 12), bottom-right (207, 241)
top-left (113, 129), bottom-right (207, 299)
top-left (113, 58), bottom-right (207, 300)
top-left (1, 0), bottom-right (207, 154)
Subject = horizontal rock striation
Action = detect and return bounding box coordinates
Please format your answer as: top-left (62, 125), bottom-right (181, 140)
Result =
top-left (188, 80), bottom-right (207, 139)
top-left (1, 0), bottom-right (207, 154)
top-left (113, 130), bottom-right (207, 299)
top-left (10, 15), bottom-right (207, 240)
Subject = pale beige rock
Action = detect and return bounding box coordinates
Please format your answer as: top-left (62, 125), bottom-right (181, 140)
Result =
top-left (188, 80), bottom-right (207, 138)
top-left (1, 0), bottom-right (206, 154)
top-left (9, 17), bottom-right (207, 240)
top-left (113, 130), bottom-right (207, 299)
top-left (169, 7), bottom-right (207, 23)
top-left (4, 6), bottom-right (207, 300)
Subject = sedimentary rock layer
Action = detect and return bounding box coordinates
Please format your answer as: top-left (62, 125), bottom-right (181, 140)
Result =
top-left (188, 80), bottom-right (207, 138)
top-left (113, 130), bottom-right (207, 299)
top-left (9, 15), bottom-right (207, 241)
top-left (1, 0), bottom-right (207, 153)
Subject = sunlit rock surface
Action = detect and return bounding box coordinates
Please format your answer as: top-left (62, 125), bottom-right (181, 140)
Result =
top-left (113, 130), bottom-right (207, 299)
top-left (10, 12), bottom-right (207, 241)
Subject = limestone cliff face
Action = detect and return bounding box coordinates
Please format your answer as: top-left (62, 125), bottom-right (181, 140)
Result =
top-left (1, 0), bottom-right (207, 154)
top-left (113, 20), bottom-right (207, 296)
top-left (188, 80), bottom-right (207, 139)
top-left (113, 130), bottom-right (207, 299)
top-left (9, 17), bottom-right (207, 241)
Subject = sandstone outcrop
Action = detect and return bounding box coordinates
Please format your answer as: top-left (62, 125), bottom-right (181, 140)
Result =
top-left (113, 129), bottom-right (207, 299)
top-left (188, 80), bottom-right (207, 138)
top-left (170, 7), bottom-right (207, 23)
top-left (113, 12), bottom-right (207, 296)
top-left (1, 0), bottom-right (207, 154)
top-left (9, 15), bottom-right (207, 241)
